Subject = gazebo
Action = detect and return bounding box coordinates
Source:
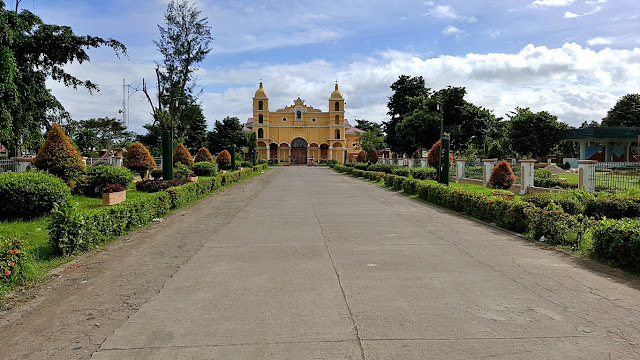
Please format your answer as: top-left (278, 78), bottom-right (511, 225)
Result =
top-left (560, 127), bottom-right (640, 162)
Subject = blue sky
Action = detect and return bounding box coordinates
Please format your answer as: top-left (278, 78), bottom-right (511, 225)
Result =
top-left (6, 0), bottom-right (640, 134)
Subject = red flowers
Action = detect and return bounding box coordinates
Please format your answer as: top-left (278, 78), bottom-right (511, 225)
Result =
top-left (625, 233), bottom-right (630, 238)
top-left (9, 249), bottom-right (18, 254)
top-left (9, 262), bottom-right (14, 267)
top-left (4, 270), bottom-right (11, 276)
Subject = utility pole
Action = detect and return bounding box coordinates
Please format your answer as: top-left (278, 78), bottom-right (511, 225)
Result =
top-left (122, 78), bottom-right (127, 127)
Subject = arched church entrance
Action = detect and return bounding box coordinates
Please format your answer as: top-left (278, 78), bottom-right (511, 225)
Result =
top-left (291, 137), bottom-right (308, 164)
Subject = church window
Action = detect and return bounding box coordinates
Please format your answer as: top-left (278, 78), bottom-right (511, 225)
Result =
top-left (282, 117), bottom-right (287, 122)
top-left (312, 118), bottom-right (316, 122)
top-left (335, 129), bottom-right (341, 139)
top-left (296, 110), bottom-right (302, 120)
top-left (258, 128), bottom-right (264, 138)
top-left (334, 101), bottom-right (339, 111)
top-left (258, 114), bottom-right (263, 123)
top-left (258, 101), bottom-right (263, 110)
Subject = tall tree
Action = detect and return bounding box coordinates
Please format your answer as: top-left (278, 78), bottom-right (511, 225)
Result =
top-left (207, 116), bottom-right (246, 154)
top-left (508, 107), bottom-right (564, 158)
top-left (246, 131), bottom-right (258, 165)
top-left (79, 117), bottom-right (134, 150)
top-left (601, 94), bottom-right (640, 127)
top-left (394, 95), bottom-right (441, 156)
top-left (384, 75), bottom-right (431, 155)
top-left (0, 1), bottom-right (126, 157)
top-left (154, 0), bottom-right (213, 131)
top-left (181, 103), bottom-right (208, 153)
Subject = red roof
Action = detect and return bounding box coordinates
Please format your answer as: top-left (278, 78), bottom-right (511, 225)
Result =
top-left (247, 117), bottom-right (253, 123)
top-left (242, 126), bottom-right (251, 133)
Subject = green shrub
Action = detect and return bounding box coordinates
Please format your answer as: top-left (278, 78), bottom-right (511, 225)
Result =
top-left (0, 172), bottom-right (71, 220)
top-left (257, 159), bottom-right (267, 165)
top-left (344, 162), bottom-right (355, 168)
top-left (403, 178), bottom-right (420, 195)
top-left (392, 167), bottom-right (411, 177)
top-left (367, 163), bottom-right (397, 174)
top-left (534, 169), bottom-right (553, 179)
top-left (412, 167), bottom-right (437, 180)
top-left (136, 179), bottom-right (190, 193)
top-left (393, 175), bottom-right (407, 191)
top-left (241, 161), bottom-right (252, 168)
top-left (584, 194), bottom-right (640, 219)
top-left (174, 163), bottom-right (193, 179)
top-left (592, 218), bottom-right (640, 271)
top-left (192, 162), bottom-right (218, 177)
top-left (533, 169), bottom-right (576, 189)
top-left (522, 191), bottom-right (587, 215)
top-left (352, 169), bottom-right (365, 177)
top-left (0, 235), bottom-right (25, 284)
top-left (78, 165), bottom-right (134, 197)
top-left (489, 160), bottom-right (516, 190)
top-left (353, 162), bottom-right (369, 170)
top-left (334, 164), bottom-right (347, 173)
top-left (384, 174), bottom-right (396, 187)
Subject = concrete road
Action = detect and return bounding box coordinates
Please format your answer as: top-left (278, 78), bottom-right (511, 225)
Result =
top-left (83, 167), bottom-right (638, 358)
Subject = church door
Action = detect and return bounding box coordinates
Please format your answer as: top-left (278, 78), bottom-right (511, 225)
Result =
top-left (291, 138), bottom-right (307, 164)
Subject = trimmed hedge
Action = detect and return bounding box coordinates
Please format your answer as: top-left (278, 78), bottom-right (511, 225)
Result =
top-left (584, 195), bottom-right (640, 220)
top-left (0, 172), bottom-right (71, 220)
top-left (49, 164), bottom-right (268, 256)
top-left (592, 219), bottom-right (640, 271)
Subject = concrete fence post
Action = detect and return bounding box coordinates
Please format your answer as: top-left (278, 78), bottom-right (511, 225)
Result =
top-left (519, 159), bottom-right (536, 195)
top-left (577, 160), bottom-right (597, 193)
top-left (482, 159), bottom-right (497, 187)
top-left (456, 159), bottom-right (466, 183)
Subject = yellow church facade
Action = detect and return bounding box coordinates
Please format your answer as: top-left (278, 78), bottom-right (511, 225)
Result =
top-left (246, 82), bottom-right (363, 164)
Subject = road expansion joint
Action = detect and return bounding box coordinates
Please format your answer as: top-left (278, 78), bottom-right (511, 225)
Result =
top-left (306, 182), bottom-right (367, 360)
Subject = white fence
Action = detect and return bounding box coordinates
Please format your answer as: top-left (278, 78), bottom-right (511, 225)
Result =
top-left (0, 159), bottom-right (16, 172)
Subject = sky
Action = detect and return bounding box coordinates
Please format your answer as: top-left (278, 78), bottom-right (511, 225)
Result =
top-left (6, 0), bottom-right (640, 134)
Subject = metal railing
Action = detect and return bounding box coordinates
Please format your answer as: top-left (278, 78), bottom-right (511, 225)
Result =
top-left (464, 159), bottom-right (483, 180)
top-left (0, 159), bottom-right (16, 172)
top-left (595, 162), bottom-right (640, 190)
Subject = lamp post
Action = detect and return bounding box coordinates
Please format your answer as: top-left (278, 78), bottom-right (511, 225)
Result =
top-left (161, 96), bottom-right (182, 180)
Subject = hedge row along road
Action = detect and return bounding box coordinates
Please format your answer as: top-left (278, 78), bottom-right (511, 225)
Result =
top-left (1, 167), bottom-right (640, 359)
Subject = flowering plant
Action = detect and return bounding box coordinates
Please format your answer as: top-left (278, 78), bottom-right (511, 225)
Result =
top-left (1, 235), bottom-right (24, 284)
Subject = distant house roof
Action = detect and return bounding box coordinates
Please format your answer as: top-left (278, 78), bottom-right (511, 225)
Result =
top-left (247, 117), bottom-right (253, 123)
top-left (242, 126), bottom-right (251, 133)
top-left (0, 143), bottom-right (6, 153)
top-left (560, 127), bottom-right (640, 140)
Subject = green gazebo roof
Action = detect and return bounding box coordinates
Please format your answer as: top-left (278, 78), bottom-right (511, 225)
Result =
top-left (560, 127), bottom-right (640, 140)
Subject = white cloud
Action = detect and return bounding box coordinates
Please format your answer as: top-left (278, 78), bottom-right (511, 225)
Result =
top-left (587, 37), bottom-right (612, 45)
top-left (424, 5), bottom-right (477, 23)
top-left (586, 0), bottom-right (606, 4)
top-left (531, 0), bottom-right (575, 6)
top-left (564, 6), bottom-right (603, 17)
top-left (442, 26), bottom-right (463, 35)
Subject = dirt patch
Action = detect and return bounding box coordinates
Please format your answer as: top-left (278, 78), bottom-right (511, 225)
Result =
top-left (0, 169), bottom-right (279, 360)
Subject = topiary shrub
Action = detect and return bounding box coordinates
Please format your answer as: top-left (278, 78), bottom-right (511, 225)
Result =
top-left (0, 172), bottom-right (71, 220)
top-left (124, 142), bottom-right (156, 179)
top-left (412, 167), bottom-right (437, 180)
top-left (216, 150), bottom-right (231, 170)
top-left (192, 161), bottom-right (218, 177)
top-left (392, 167), bottom-right (411, 177)
top-left (357, 151), bottom-right (368, 163)
top-left (368, 151), bottom-right (379, 164)
top-left (32, 123), bottom-right (86, 182)
top-left (427, 140), bottom-right (441, 168)
top-left (489, 160), bottom-right (516, 190)
top-left (78, 165), bottom-right (134, 197)
top-left (194, 147), bottom-right (214, 163)
top-left (173, 143), bottom-right (194, 166)
top-left (135, 179), bottom-right (190, 193)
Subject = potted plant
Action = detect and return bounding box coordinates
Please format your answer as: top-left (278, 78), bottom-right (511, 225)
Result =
top-left (102, 184), bottom-right (126, 206)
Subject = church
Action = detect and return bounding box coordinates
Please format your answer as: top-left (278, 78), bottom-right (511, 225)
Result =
top-left (245, 82), bottom-right (364, 164)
